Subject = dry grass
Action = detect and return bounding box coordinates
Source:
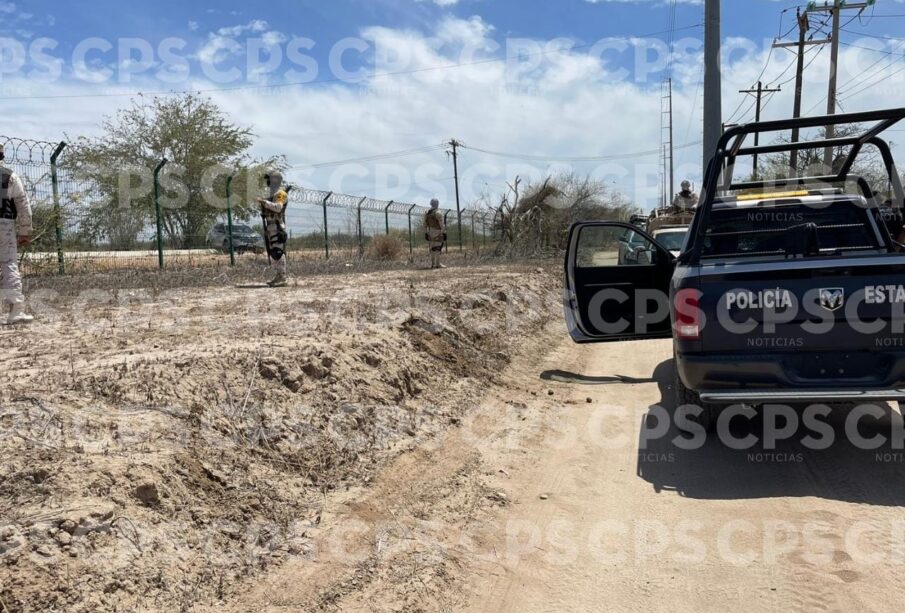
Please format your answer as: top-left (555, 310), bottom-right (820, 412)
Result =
top-left (366, 235), bottom-right (406, 261)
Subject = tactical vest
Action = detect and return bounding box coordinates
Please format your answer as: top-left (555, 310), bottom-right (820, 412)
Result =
top-left (0, 168), bottom-right (15, 220)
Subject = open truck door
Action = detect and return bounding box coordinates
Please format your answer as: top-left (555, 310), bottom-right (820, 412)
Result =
top-left (564, 221), bottom-right (676, 343)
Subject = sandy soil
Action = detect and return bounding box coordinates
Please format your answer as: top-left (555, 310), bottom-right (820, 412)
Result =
top-left (214, 339), bottom-right (905, 613)
top-left (0, 263), bottom-right (558, 612)
top-left (6, 262), bottom-right (905, 612)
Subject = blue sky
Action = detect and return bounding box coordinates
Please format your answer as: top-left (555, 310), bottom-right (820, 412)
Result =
top-left (11, 0), bottom-right (784, 81)
top-left (4, 0), bottom-right (905, 211)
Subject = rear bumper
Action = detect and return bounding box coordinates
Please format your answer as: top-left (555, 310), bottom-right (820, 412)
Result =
top-left (699, 388), bottom-right (905, 403)
top-left (677, 350), bottom-right (905, 404)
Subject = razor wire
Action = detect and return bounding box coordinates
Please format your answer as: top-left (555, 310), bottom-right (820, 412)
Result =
top-left (1, 134), bottom-right (505, 277)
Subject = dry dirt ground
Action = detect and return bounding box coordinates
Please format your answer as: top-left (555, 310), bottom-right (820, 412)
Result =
top-left (0, 263), bottom-right (557, 612)
top-left (5, 263), bottom-right (905, 612)
top-left (212, 337), bottom-right (905, 613)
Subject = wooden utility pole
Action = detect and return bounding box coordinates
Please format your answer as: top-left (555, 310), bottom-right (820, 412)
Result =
top-left (806, 0), bottom-right (872, 170)
top-left (773, 7), bottom-right (831, 176)
top-left (447, 139), bottom-right (463, 251)
top-left (738, 81), bottom-right (781, 180)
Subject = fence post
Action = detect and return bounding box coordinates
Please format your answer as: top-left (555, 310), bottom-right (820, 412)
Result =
top-left (443, 210), bottom-right (451, 253)
top-left (470, 211), bottom-right (476, 252)
top-left (49, 141), bottom-right (66, 275)
top-left (153, 158), bottom-right (168, 270)
top-left (482, 212), bottom-right (490, 248)
top-left (407, 203), bottom-right (417, 258)
top-left (225, 174), bottom-right (236, 266)
top-left (384, 200), bottom-right (394, 235)
top-left (322, 192), bottom-right (332, 259)
top-left (357, 196), bottom-right (366, 258)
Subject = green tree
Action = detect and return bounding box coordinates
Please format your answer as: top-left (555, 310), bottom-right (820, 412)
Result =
top-left (67, 94), bottom-right (284, 248)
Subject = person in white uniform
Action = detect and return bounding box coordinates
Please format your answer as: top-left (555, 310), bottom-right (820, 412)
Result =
top-left (0, 143), bottom-right (34, 325)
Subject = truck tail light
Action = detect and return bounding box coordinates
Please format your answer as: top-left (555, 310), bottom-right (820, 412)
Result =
top-left (674, 289), bottom-right (702, 340)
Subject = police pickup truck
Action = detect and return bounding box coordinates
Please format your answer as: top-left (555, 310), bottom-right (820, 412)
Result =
top-left (564, 109), bottom-right (905, 430)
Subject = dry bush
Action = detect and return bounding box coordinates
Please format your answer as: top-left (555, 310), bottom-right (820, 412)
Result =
top-left (366, 234), bottom-right (405, 260)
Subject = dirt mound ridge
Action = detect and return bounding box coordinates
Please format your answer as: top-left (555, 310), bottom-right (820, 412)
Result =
top-left (0, 265), bottom-right (557, 612)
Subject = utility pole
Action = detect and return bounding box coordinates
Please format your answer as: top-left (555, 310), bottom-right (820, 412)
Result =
top-left (738, 81), bottom-right (781, 180)
top-left (703, 0), bottom-right (722, 174)
top-left (824, 0), bottom-right (842, 169)
top-left (447, 139), bottom-right (463, 251)
top-left (668, 77), bottom-right (675, 205)
top-left (659, 77), bottom-right (675, 207)
top-left (773, 6), bottom-right (832, 176)
top-left (806, 0), bottom-right (873, 170)
top-left (791, 9), bottom-right (808, 175)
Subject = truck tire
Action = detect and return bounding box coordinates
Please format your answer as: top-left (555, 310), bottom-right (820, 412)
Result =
top-left (673, 365), bottom-right (717, 433)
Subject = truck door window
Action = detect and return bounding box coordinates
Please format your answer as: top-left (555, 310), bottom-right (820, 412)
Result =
top-left (576, 225), bottom-right (659, 268)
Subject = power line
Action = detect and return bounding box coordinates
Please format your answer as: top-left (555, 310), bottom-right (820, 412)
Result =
top-left (840, 27), bottom-right (905, 42)
top-left (839, 61), bottom-right (905, 102)
top-left (0, 23), bottom-right (705, 102)
top-left (765, 51), bottom-right (801, 88)
top-left (726, 9), bottom-right (830, 126)
top-left (290, 145), bottom-right (446, 169)
top-left (771, 43), bottom-right (826, 91)
top-left (462, 140), bottom-right (702, 163)
top-left (836, 40), bottom-right (905, 96)
top-left (838, 40), bottom-right (905, 54)
top-left (725, 44), bottom-right (775, 124)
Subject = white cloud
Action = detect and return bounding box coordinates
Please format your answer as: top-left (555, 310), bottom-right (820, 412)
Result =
top-left (585, 0), bottom-right (702, 4)
top-left (188, 21), bottom-right (199, 32)
top-left (215, 19), bottom-right (268, 38)
top-left (196, 20), bottom-right (277, 64)
top-left (436, 15), bottom-right (494, 46)
top-left (261, 31), bottom-right (287, 46)
top-left (4, 18), bottom-right (905, 212)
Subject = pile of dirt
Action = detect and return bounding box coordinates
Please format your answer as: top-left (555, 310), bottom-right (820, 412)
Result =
top-left (0, 264), bottom-right (558, 612)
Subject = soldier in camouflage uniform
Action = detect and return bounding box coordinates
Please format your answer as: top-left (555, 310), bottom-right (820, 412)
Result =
top-left (256, 171), bottom-right (290, 287)
top-left (424, 198), bottom-right (446, 269)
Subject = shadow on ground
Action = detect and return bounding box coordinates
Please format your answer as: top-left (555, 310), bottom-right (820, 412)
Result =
top-left (542, 359), bottom-right (905, 506)
top-left (635, 358), bottom-right (905, 506)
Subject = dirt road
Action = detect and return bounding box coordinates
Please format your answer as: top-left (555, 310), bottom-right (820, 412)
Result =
top-left (223, 336), bottom-right (905, 612)
top-left (459, 339), bottom-right (905, 613)
top-left (6, 264), bottom-right (905, 612)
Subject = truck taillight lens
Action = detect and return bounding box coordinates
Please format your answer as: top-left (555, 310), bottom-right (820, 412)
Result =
top-left (674, 289), bottom-right (702, 340)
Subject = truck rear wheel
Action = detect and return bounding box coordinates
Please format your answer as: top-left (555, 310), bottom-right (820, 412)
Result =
top-left (674, 366), bottom-right (717, 433)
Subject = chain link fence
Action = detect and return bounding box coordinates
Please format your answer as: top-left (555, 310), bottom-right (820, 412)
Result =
top-left (3, 135), bottom-right (514, 278)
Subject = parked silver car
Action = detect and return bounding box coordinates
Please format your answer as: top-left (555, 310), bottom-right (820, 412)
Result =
top-left (206, 222), bottom-right (265, 254)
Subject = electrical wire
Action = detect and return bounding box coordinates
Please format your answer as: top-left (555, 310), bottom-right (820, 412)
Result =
top-left (462, 140), bottom-right (702, 163)
top-left (839, 61), bottom-right (905, 102)
top-left (836, 40), bottom-right (905, 97)
top-left (840, 27), bottom-right (905, 42)
top-left (290, 145), bottom-right (446, 169)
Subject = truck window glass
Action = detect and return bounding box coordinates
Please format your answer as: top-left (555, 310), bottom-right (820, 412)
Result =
top-left (701, 200), bottom-right (880, 259)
